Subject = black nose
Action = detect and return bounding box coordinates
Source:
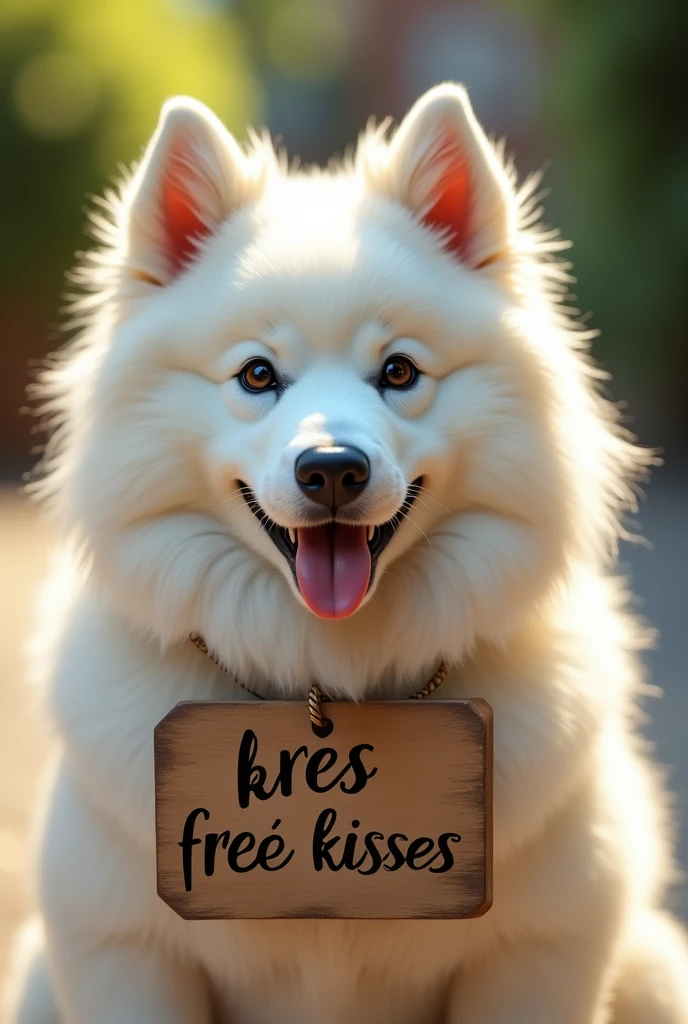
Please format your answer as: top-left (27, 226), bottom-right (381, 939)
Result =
top-left (295, 445), bottom-right (370, 508)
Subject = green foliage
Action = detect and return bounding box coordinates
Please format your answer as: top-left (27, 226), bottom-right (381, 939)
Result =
top-left (0, 0), bottom-right (258, 307)
top-left (521, 0), bottom-right (687, 407)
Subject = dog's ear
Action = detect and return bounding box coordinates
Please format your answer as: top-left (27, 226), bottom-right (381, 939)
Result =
top-left (369, 84), bottom-right (515, 269)
top-left (123, 97), bottom-right (259, 287)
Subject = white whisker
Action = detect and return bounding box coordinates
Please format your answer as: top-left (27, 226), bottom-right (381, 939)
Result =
top-left (396, 508), bottom-right (433, 550)
top-left (408, 494), bottom-right (432, 513)
top-left (219, 501), bottom-right (253, 521)
top-left (414, 486), bottom-right (451, 516)
top-left (210, 487), bottom-right (245, 513)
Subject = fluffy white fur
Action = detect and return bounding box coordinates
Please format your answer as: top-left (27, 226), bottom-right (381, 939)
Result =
top-left (4, 84), bottom-right (688, 1023)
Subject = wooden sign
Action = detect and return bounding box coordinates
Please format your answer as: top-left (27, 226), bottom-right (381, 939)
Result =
top-left (155, 699), bottom-right (492, 920)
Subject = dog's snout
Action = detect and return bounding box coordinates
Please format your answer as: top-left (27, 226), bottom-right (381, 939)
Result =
top-left (295, 445), bottom-right (370, 508)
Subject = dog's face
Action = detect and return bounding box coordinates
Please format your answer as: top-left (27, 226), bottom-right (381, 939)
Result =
top-left (51, 85), bottom-right (633, 690)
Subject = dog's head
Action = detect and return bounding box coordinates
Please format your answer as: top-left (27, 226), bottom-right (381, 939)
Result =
top-left (39, 85), bottom-right (644, 692)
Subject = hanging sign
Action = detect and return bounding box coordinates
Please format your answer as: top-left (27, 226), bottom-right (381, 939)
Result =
top-left (155, 699), bottom-right (492, 919)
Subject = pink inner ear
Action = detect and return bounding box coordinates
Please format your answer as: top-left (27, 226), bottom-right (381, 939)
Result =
top-left (421, 130), bottom-right (471, 260)
top-left (161, 143), bottom-right (211, 276)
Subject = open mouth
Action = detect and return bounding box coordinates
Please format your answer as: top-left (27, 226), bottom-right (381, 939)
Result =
top-left (237, 479), bottom-right (423, 620)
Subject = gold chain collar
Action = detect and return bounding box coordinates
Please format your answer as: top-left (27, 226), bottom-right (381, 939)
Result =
top-left (188, 633), bottom-right (447, 736)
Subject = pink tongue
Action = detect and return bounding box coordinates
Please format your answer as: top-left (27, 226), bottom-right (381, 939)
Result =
top-left (295, 524), bottom-right (371, 619)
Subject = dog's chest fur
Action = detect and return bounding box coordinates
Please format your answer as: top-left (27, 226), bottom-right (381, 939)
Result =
top-left (193, 919), bottom-right (457, 1024)
top-left (46, 586), bottom-right (637, 1024)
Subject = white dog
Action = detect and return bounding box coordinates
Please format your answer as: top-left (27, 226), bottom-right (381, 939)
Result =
top-left (4, 83), bottom-right (688, 1023)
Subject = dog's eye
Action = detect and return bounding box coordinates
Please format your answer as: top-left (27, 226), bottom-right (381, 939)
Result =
top-left (239, 359), bottom-right (278, 393)
top-left (379, 355), bottom-right (418, 390)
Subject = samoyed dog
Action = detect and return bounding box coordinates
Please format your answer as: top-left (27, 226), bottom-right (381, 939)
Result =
top-left (4, 83), bottom-right (688, 1023)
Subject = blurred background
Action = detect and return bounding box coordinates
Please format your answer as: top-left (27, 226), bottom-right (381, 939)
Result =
top-left (0, 0), bottom-right (686, 981)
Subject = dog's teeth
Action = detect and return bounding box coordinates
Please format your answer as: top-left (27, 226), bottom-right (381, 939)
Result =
top-left (288, 528), bottom-right (297, 545)
top-left (367, 525), bottom-right (375, 542)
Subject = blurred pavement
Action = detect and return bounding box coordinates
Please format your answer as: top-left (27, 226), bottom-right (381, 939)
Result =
top-left (0, 481), bottom-right (685, 984)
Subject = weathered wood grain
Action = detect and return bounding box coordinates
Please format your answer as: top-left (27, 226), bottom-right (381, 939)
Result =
top-left (155, 699), bottom-right (492, 920)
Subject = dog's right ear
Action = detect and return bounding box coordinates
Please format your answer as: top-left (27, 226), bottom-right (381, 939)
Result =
top-left (122, 98), bottom-right (260, 288)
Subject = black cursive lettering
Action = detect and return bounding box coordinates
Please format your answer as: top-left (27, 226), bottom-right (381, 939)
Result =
top-left (179, 807), bottom-right (209, 892)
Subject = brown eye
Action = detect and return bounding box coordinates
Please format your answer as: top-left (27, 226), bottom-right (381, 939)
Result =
top-left (239, 359), bottom-right (278, 393)
top-left (380, 355), bottom-right (417, 390)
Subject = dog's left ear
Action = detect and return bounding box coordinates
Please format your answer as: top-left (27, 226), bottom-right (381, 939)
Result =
top-left (367, 84), bottom-right (516, 269)
top-left (122, 97), bottom-right (262, 288)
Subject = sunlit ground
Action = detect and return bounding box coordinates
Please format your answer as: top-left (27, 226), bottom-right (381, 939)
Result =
top-left (0, 480), bottom-right (685, 986)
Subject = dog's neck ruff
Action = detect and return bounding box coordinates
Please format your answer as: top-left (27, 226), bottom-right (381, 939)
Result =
top-left (188, 632), bottom-right (447, 733)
